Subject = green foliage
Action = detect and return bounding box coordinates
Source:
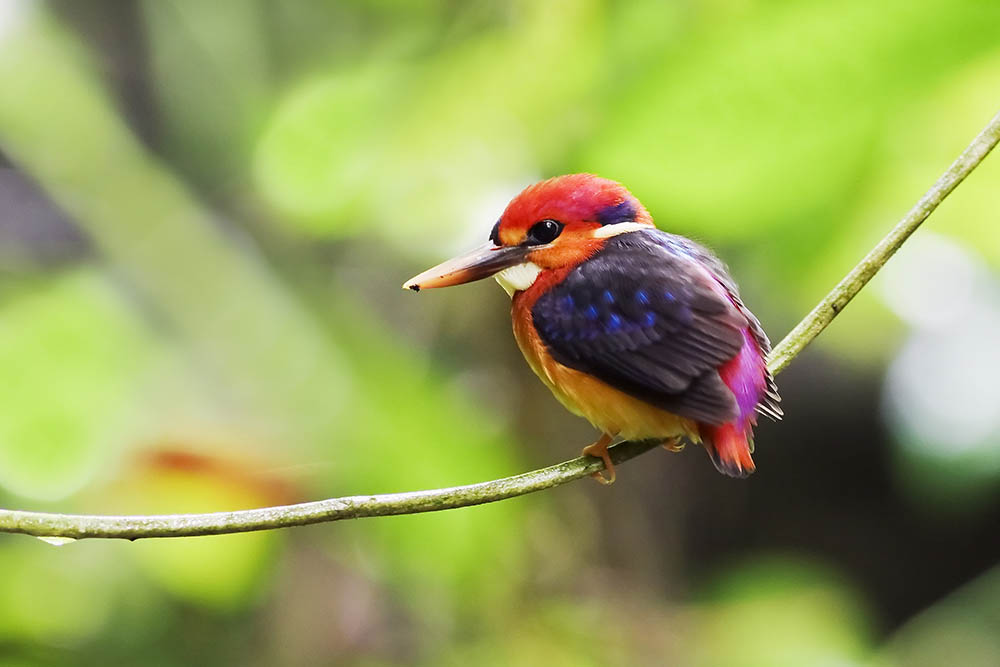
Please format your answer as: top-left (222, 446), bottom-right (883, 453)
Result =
top-left (0, 540), bottom-right (115, 643)
top-left (693, 557), bottom-right (873, 667)
top-left (0, 270), bottom-right (152, 500)
top-left (255, 0), bottom-right (603, 244)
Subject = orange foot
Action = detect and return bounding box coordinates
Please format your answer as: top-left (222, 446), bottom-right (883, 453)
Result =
top-left (661, 437), bottom-right (685, 453)
top-left (582, 433), bottom-right (616, 485)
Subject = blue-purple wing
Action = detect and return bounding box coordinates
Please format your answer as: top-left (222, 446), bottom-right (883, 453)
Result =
top-left (531, 229), bottom-right (752, 426)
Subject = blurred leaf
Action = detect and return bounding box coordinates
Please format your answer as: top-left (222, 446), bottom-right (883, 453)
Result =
top-left (254, 65), bottom-right (402, 233)
top-left (692, 556), bottom-right (874, 667)
top-left (142, 0), bottom-right (272, 186)
top-left (444, 598), bottom-right (644, 667)
top-left (880, 565), bottom-right (1000, 667)
top-left (115, 462), bottom-right (282, 610)
top-left (0, 6), bottom-right (353, 451)
top-left (584, 0), bottom-right (1000, 240)
top-left (848, 50), bottom-right (1000, 268)
top-left (881, 252), bottom-right (1000, 512)
top-left (0, 269), bottom-right (152, 500)
top-left (254, 0), bottom-right (603, 245)
top-left (0, 540), bottom-right (115, 643)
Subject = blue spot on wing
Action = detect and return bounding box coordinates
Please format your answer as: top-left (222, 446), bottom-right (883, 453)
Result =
top-left (584, 304), bottom-right (599, 320)
top-left (636, 290), bottom-right (649, 305)
top-left (607, 313), bottom-right (622, 331)
top-left (602, 290), bottom-right (615, 304)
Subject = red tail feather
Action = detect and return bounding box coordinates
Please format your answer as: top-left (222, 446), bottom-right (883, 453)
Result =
top-left (702, 423), bottom-right (755, 478)
top-left (702, 325), bottom-right (766, 478)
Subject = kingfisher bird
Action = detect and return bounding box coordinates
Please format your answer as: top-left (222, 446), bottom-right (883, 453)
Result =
top-left (404, 174), bottom-right (781, 482)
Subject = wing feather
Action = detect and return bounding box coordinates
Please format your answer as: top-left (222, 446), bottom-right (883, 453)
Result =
top-left (532, 229), bottom-right (779, 426)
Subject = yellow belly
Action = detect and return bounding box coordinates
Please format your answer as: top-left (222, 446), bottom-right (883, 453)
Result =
top-left (511, 307), bottom-right (700, 443)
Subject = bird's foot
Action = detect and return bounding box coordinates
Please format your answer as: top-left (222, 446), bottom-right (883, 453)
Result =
top-left (582, 433), bottom-right (616, 485)
top-left (661, 437), bottom-right (685, 453)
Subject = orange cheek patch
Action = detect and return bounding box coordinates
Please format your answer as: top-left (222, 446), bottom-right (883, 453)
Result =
top-left (527, 232), bottom-right (605, 270)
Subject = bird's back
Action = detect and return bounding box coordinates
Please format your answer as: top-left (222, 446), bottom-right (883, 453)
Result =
top-left (514, 228), bottom-right (780, 476)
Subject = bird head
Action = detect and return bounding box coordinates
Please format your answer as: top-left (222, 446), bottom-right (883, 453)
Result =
top-left (404, 174), bottom-right (653, 295)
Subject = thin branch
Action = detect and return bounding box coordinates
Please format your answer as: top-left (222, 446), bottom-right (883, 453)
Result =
top-left (3, 442), bottom-right (664, 540)
top-left (2, 108), bottom-right (999, 541)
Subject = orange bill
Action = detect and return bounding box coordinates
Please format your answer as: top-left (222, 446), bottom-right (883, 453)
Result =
top-left (403, 242), bottom-right (531, 291)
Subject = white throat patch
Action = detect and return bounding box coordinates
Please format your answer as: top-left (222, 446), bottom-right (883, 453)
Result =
top-left (495, 262), bottom-right (542, 297)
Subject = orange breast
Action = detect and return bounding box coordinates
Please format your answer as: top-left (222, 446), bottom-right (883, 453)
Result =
top-left (510, 278), bottom-right (700, 443)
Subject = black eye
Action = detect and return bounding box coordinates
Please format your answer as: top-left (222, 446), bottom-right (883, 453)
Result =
top-left (489, 220), bottom-right (501, 246)
top-left (526, 219), bottom-right (563, 245)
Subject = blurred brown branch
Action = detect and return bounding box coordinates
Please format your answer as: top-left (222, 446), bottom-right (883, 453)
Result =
top-left (1, 108), bottom-right (999, 542)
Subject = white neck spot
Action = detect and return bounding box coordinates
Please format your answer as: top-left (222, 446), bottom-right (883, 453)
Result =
top-left (495, 262), bottom-right (542, 297)
top-left (591, 222), bottom-right (650, 238)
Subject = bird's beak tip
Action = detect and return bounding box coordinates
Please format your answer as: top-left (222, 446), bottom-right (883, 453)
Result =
top-left (403, 281), bottom-right (420, 292)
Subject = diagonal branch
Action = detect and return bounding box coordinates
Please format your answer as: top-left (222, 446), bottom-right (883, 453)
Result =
top-left (767, 108), bottom-right (1000, 375)
top-left (2, 108), bottom-right (999, 541)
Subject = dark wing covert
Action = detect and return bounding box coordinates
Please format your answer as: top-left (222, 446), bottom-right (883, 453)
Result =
top-left (532, 229), bottom-right (756, 425)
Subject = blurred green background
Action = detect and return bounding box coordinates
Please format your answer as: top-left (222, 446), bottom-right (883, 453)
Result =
top-left (0, 0), bottom-right (998, 665)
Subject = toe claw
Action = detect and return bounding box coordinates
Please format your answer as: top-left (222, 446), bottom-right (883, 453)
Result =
top-left (589, 469), bottom-right (615, 485)
top-left (662, 437), bottom-right (685, 453)
top-left (582, 433), bottom-right (616, 485)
